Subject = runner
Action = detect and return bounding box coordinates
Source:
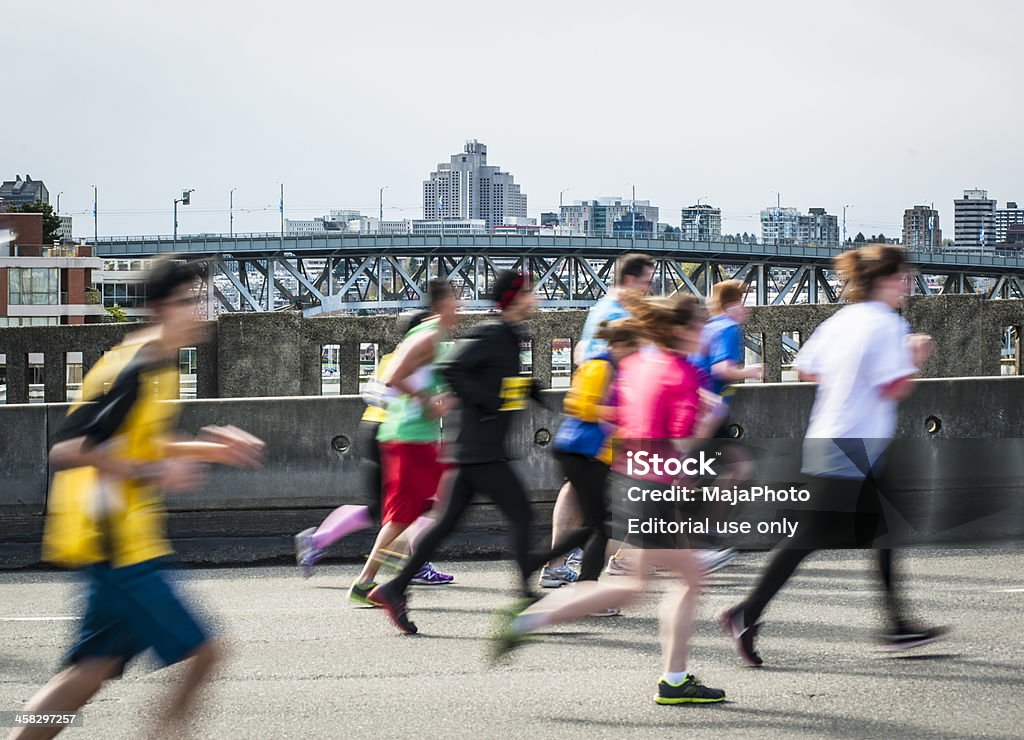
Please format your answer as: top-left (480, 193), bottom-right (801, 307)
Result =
top-left (538, 319), bottom-right (641, 595)
top-left (720, 244), bottom-right (947, 667)
top-left (541, 253), bottom-right (655, 582)
top-left (369, 270), bottom-right (542, 634)
top-left (11, 259), bottom-right (265, 740)
top-left (688, 279), bottom-right (764, 572)
top-left (293, 309), bottom-right (432, 577)
top-left (491, 293), bottom-right (729, 706)
top-left (347, 282), bottom-right (460, 604)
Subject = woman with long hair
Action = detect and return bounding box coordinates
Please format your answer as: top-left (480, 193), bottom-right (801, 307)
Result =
top-left (492, 293), bottom-right (728, 706)
top-left (720, 244), bottom-right (947, 667)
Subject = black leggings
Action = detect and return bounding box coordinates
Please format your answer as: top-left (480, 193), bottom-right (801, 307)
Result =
top-left (388, 461), bottom-right (534, 596)
top-left (357, 420), bottom-right (383, 523)
top-left (529, 452), bottom-right (610, 582)
top-left (739, 475), bottom-right (908, 630)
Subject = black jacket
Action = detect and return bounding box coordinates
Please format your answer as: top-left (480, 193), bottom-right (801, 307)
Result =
top-left (441, 319), bottom-right (536, 464)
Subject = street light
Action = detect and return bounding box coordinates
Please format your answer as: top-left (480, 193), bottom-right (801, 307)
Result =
top-left (843, 204), bottom-right (852, 245)
top-left (173, 188), bottom-right (195, 242)
top-left (557, 186), bottom-right (573, 230)
top-left (92, 185), bottom-right (97, 243)
top-left (230, 187), bottom-right (237, 237)
top-left (55, 192), bottom-right (63, 215)
top-left (379, 185), bottom-right (388, 221)
top-left (278, 183), bottom-right (284, 240)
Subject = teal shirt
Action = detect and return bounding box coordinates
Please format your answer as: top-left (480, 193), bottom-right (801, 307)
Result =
top-left (377, 319), bottom-right (450, 443)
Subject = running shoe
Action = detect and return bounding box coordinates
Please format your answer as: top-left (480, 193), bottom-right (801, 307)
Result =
top-left (719, 606), bottom-right (763, 667)
top-left (655, 674), bottom-right (726, 705)
top-left (411, 562), bottom-right (455, 586)
top-left (565, 547), bottom-right (585, 568)
top-left (487, 597), bottom-right (538, 663)
top-left (588, 607), bottom-right (622, 617)
top-left (881, 624), bottom-right (949, 651)
top-left (539, 565), bottom-right (580, 588)
top-left (604, 555), bottom-right (633, 576)
top-left (348, 581), bottom-right (380, 606)
top-left (294, 527), bottom-right (322, 578)
top-left (698, 548), bottom-right (737, 575)
top-left (604, 556), bottom-right (656, 577)
top-left (374, 548), bottom-right (409, 575)
top-left (368, 584), bottom-right (418, 635)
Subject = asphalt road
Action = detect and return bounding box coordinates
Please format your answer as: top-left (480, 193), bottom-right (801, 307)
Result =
top-left (1, 550), bottom-right (1022, 739)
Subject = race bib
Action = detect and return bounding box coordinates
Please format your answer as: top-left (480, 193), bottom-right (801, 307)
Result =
top-left (499, 376), bottom-right (531, 411)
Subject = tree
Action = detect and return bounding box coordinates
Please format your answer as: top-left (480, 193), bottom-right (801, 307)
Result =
top-left (854, 232), bottom-right (866, 243)
top-left (7, 200), bottom-right (62, 243)
top-left (104, 304), bottom-right (128, 323)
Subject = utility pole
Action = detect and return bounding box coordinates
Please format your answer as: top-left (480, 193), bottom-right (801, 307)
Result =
top-left (279, 183), bottom-right (284, 239)
top-left (843, 204), bottom-right (851, 245)
top-left (379, 185), bottom-right (388, 221)
top-left (92, 185), bottom-right (97, 243)
top-left (230, 187), bottom-right (237, 237)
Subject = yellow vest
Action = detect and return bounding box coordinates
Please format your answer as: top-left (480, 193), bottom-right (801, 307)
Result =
top-left (42, 339), bottom-right (180, 568)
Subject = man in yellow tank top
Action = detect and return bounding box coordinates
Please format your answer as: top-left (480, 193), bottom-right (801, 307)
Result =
top-left (12, 260), bottom-right (265, 740)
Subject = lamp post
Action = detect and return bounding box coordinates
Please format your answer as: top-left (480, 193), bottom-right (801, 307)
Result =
top-left (379, 185), bottom-right (388, 221)
top-left (624, 182), bottom-right (637, 242)
top-left (559, 187), bottom-right (570, 232)
top-left (56, 192), bottom-right (63, 215)
top-left (173, 188), bottom-right (194, 243)
top-left (843, 204), bottom-right (852, 245)
top-left (230, 187), bottom-right (237, 237)
top-left (92, 185), bottom-right (97, 243)
top-left (278, 183), bottom-right (284, 239)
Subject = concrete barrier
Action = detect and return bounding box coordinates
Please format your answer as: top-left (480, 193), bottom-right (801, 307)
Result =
top-left (2, 378), bottom-right (1023, 567)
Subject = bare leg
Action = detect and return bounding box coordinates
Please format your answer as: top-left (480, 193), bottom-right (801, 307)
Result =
top-left (356, 522), bottom-right (410, 584)
top-left (547, 482), bottom-right (583, 569)
top-left (649, 549), bottom-right (702, 674)
top-left (8, 658), bottom-right (122, 740)
top-left (154, 641), bottom-right (221, 738)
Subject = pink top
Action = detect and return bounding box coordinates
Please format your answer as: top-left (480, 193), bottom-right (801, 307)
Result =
top-left (611, 346), bottom-right (703, 481)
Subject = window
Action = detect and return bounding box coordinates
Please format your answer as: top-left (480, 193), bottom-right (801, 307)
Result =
top-left (9, 267), bottom-right (58, 305)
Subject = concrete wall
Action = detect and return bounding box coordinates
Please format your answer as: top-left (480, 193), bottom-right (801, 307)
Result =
top-left (2, 376), bottom-right (1023, 567)
top-left (3, 295), bottom-right (1024, 402)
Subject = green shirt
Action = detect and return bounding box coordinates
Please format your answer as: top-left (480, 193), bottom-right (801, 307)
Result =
top-left (377, 318), bottom-right (450, 443)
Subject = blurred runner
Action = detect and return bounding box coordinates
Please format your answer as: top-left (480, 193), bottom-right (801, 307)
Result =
top-left (538, 319), bottom-right (641, 598)
top-left (370, 271), bottom-right (544, 634)
top-left (11, 259), bottom-right (264, 740)
top-left (491, 294), bottom-right (729, 706)
top-left (347, 282), bottom-right (460, 605)
top-left (720, 244), bottom-right (947, 667)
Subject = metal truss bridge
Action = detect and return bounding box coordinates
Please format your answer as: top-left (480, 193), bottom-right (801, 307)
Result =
top-left (94, 233), bottom-right (1024, 315)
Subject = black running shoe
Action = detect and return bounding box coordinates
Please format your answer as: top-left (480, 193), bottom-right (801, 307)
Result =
top-left (368, 584), bottom-right (418, 635)
top-left (719, 606), bottom-right (763, 667)
top-left (655, 674), bottom-right (726, 705)
top-left (882, 624), bottom-right (949, 651)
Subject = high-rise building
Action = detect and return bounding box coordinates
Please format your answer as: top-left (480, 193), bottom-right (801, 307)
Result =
top-left (954, 189), bottom-right (996, 249)
top-left (801, 208), bottom-right (840, 246)
top-left (760, 206), bottom-right (838, 246)
top-left (680, 204), bottom-right (722, 242)
top-left (560, 197), bottom-right (659, 237)
top-left (996, 202), bottom-right (1024, 244)
top-left (58, 215), bottom-right (73, 242)
top-left (902, 205), bottom-right (942, 250)
top-left (612, 213), bottom-right (654, 239)
top-left (0, 175), bottom-right (49, 208)
top-left (422, 140), bottom-right (527, 232)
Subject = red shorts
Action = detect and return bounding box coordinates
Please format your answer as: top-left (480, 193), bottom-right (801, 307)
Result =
top-left (380, 441), bottom-right (446, 525)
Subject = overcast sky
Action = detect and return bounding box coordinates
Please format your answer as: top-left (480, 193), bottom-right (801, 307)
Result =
top-left (2, 0), bottom-right (1021, 239)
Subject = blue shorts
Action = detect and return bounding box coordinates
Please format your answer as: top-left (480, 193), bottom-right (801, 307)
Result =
top-left (66, 558), bottom-right (209, 673)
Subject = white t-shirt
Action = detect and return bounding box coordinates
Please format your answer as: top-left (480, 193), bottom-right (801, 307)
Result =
top-left (795, 301), bottom-right (918, 478)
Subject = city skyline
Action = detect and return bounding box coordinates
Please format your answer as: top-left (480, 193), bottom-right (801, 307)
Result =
top-left (2, 0), bottom-right (1021, 239)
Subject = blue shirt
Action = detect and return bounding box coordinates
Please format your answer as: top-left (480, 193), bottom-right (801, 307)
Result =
top-left (576, 297), bottom-right (629, 363)
top-left (692, 314), bottom-right (744, 398)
